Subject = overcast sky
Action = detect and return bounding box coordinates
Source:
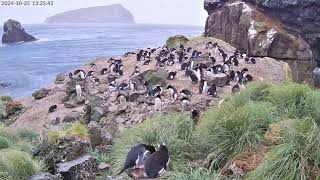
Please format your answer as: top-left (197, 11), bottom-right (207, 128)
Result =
top-left (0, 0), bottom-right (207, 26)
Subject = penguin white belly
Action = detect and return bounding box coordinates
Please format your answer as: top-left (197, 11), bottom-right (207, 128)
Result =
top-left (76, 85), bottom-right (82, 97)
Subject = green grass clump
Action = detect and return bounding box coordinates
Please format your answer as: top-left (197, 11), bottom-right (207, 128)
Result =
top-left (66, 121), bottom-right (89, 137)
top-left (247, 118), bottom-right (320, 180)
top-left (108, 113), bottom-right (197, 174)
top-left (0, 136), bottom-right (10, 149)
top-left (166, 35), bottom-right (189, 48)
top-left (0, 149), bottom-right (35, 180)
top-left (0, 96), bottom-right (12, 102)
top-left (199, 101), bottom-right (275, 169)
top-left (48, 121), bottom-right (89, 143)
top-left (17, 128), bottom-right (39, 144)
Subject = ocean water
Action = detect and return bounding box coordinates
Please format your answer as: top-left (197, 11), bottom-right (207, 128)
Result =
top-left (0, 23), bottom-right (203, 98)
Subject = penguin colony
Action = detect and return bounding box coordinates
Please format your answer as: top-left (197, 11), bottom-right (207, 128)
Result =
top-left (63, 41), bottom-right (257, 116)
top-left (55, 40), bottom-right (258, 178)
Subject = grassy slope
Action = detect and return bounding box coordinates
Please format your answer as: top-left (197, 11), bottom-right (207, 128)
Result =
top-left (107, 81), bottom-right (320, 179)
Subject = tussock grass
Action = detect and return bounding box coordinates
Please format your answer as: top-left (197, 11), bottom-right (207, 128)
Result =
top-left (17, 128), bottom-right (39, 144)
top-left (0, 136), bottom-right (10, 149)
top-left (199, 101), bottom-right (275, 169)
top-left (248, 118), bottom-right (320, 180)
top-left (0, 149), bottom-right (35, 180)
top-left (108, 113), bottom-right (198, 174)
top-left (167, 164), bottom-right (221, 180)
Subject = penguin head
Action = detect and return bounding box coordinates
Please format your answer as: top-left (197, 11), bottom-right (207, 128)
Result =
top-left (159, 144), bottom-right (168, 152)
top-left (145, 145), bottom-right (156, 154)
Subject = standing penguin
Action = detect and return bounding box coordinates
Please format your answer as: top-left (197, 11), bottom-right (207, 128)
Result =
top-left (167, 71), bottom-right (177, 80)
top-left (207, 84), bottom-right (217, 97)
top-left (191, 109), bottom-right (200, 125)
top-left (154, 95), bottom-right (162, 111)
top-left (199, 79), bottom-right (209, 94)
top-left (145, 144), bottom-right (170, 179)
top-left (144, 82), bottom-right (154, 97)
top-left (48, 105), bottom-right (57, 113)
top-left (166, 85), bottom-right (178, 102)
top-left (75, 84), bottom-right (82, 98)
top-left (118, 144), bottom-right (156, 175)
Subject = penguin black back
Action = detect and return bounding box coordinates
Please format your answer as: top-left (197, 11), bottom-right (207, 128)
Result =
top-left (145, 145), bottom-right (170, 179)
top-left (118, 144), bottom-right (156, 175)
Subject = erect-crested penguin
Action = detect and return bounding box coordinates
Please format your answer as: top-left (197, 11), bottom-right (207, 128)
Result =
top-left (48, 105), bottom-right (57, 113)
top-left (199, 79), bottom-right (209, 94)
top-left (118, 144), bottom-right (156, 175)
top-left (145, 144), bottom-right (170, 179)
top-left (166, 85), bottom-right (178, 102)
top-left (167, 71), bottom-right (177, 80)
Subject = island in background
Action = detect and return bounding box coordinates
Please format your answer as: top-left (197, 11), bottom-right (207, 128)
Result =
top-left (44, 4), bottom-right (135, 24)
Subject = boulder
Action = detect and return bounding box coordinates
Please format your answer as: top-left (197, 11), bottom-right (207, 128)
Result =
top-left (28, 173), bottom-right (62, 180)
top-left (2, 19), bottom-right (37, 44)
top-left (63, 111), bottom-right (82, 122)
top-left (0, 98), bottom-right (23, 120)
top-left (32, 88), bottom-right (50, 100)
top-left (206, 74), bottom-right (228, 87)
top-left (312, 68), bottom-right (320, 87)
top-left (33, 136), bottom-right (91, 171)
top-left (56, 154), bottom-right (98, 180)
top-left (55, 73), bottom-right (66, 84)
top-left (166, 35), bottom-right (189, 48)
top-left (101, 128), bottom-right (113, 145)
top-left (204, 0), bottom-right (319, 83)
top-left (88, 121), bottom-right (102, 147)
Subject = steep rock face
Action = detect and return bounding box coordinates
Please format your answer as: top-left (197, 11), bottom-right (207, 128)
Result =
top-left (2, 19), bottom-right (37, 44)
top-left (45, 4), bottom-right (135, 23)
top-left (204, 0), bottom-right (320, 84)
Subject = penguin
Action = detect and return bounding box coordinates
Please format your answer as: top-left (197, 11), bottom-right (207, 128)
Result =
top-left (118, 144), bottom-right (156, 175)
top-left (166, 59), bottom-right (174, 66)
top-left (181, 97), bottom-right (191, 107)
top-left (89, 63), bottom-right (96, 68)
top-left (206, 42), bottom-right (213, 49)
top-left (145, 144), bottom-right (170, 179)
top-left (207, 84), bottom-right (217, 97)
top-left (185, 69), bottom-right (193, 77)
top-left (87, 71), bottom-right (95, 77)
top-left (101, 68), bottom-right (108, 75)
top-left (144, 60), bottom-right (152, 65)
top-left (180, 89), bottom-right (192, 98)
top-left (215, 64), bottom-right (224, 74)
top-left (144, 82), bottom-right (154, 97)
top-left (132, 66), bottom-right (141, 76)
top-left (167, 71), bottom-right (177, 80)
top-left (79, 70), bottom-right (86, 79)
top-left (75, 84), bottom-right (82, 98)
top-left (166, 85), bottom-right (178, 102)
top-left (195, 67), bottom-right (204, 81)
top-left (189, 74), bottom-right (199, 84)
top-left (129, 81), bottom-right (137, 92)
top-left (154, 95), bottom-right (162, 111)
top-left (191, 109), bottom-right (200, 125)
top-left (91, 77), bottom-right (100, 85)
top-left (232, 84), bottom-right (241, 94)
top-left (48, 105), bottom-right (57, 113)
top-left (181, 62), bottom-right (190, 71)
top-left (250, 58), bottom-right (256, 64)
top-left (68, 72), bottom-right (73, 79)
top-left (245, 57), bottom-right (250, 63)
top-left (153, 85), bottom-right (163, 96)
top-left (232, 58), bottom-right (239, 66)
top-left (229, 70), bottom-right (235, 81)
top-left (187, 47), bottom-right (193, 53)
top-left (199, 79), bottom-right (209, 94)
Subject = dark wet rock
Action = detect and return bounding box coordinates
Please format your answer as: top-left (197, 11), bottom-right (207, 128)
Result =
top-left (50, 117), bottom-right (61, 125)
top-left (0, 81), bottom-right (11, 88)
top-left (28, 173), bottom-right (62, 180)
top-left (32, 88), bottom-right (50, 100)
top-left (33, 136), bottom-right (91, 171)
top-left (56, 154), bottom-right (98, 180)
top-left (63, 95), bottom-right (85, 108)
top-left (2, 19), bottom-right (37, 44)
top-left (55, 73), bottom-right (66, 84)
top-left (63, 111), bottom-right (82, 122)
top-left (101, 128), bottom-right (113, 145)
top-left (204, 0), bottom-right (320, 84)
top-left (88, 121), bottom-right (102, 147)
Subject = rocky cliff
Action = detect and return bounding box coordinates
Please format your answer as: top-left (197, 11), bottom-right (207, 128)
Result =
top-left (2, 19), bottom-right (37, 44)
top-left (204, 0), bottom-right (320, 85)
top-left (45, 4), bottom-right (135, 24)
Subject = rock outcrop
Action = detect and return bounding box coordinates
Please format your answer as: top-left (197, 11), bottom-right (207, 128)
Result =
top-left (45, 4), bottom-right (135, 24)
top-left (204, 0), bottom-right (320, 85)
top-left (2, 19), bottom-right (37, 44)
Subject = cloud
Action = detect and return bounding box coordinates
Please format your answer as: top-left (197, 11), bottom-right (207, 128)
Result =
top-left (0, 0), bottom-right (207, 26)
